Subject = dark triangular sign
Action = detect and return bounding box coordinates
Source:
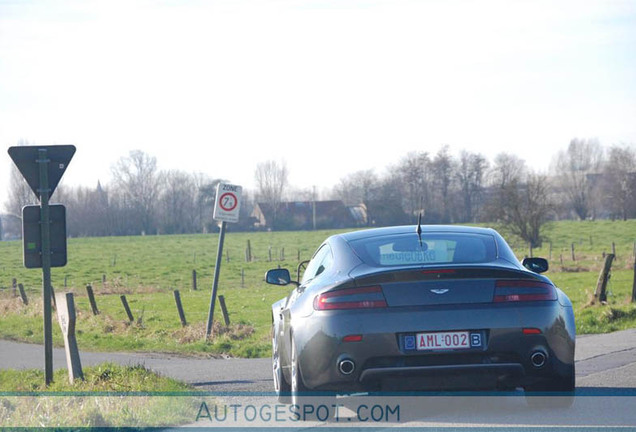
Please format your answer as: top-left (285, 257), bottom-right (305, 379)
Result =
top-left (8, 145), bottom-right (76, 199)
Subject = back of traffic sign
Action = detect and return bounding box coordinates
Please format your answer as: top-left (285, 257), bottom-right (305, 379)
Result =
top-left (8, 145), bottom-right (76, 199)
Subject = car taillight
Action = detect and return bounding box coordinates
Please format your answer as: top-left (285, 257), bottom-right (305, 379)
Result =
top-left (313, 286), bottom-right (387, 310)
top-left (494, 280), bottom-right (557, 302)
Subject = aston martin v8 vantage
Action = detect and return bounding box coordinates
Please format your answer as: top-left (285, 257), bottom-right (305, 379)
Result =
top-left (266, 225), bottom-right (575, 401)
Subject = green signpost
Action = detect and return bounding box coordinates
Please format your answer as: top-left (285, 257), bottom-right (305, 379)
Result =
top-left (8, 145), bottom-right (76, 385)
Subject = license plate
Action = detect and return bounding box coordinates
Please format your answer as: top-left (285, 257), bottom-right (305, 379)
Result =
top-left (416, 331), bottom-right (470, 350)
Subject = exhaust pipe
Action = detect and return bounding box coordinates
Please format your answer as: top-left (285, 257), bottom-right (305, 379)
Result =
top-left (338, 359), bottom-right (355, 375)
top-left (530, 351), bottom-right (547, 368)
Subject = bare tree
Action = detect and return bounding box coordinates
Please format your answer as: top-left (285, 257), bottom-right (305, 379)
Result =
top-left (395, 152), bottom-right (431, 223)
top-left (456, 150), bottom-right (488, 222)
top-left (158, 170), bottom-right (197, 234)
top-left (430, 146), bottom-right (455, 223)
top-left (603, 144), bottom-right (636, 220)
top-left (552, 138), bottom-right (603, 220)
top-left (487, 154), bottom-right (553, 247)
top-left (111, 150), bottom-right (160, 235)
top-left (254, 160), bottom-right (289, 228)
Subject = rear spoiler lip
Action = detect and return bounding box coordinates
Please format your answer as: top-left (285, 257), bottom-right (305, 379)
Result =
top-left (349, 262), bottom-right (552, 286)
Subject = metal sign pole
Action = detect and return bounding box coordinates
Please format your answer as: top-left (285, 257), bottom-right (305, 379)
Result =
top-left (37, 148), bottom-right (54, 385)
top-left (205, 221), bottom-right (227, 339)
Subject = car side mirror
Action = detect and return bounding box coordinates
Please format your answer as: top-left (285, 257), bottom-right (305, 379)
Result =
top-left (265, 268), bottom-right (293, 286)
top-left (522, 257), bottom-right (549, 274)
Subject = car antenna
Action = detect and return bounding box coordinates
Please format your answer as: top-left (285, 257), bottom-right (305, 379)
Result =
top-left (416, 212), bottom-right (423, 247)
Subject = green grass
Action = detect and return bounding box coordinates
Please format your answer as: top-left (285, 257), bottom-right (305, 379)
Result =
top-left (0, 363), bottom-right (199, 427)
top-left (0, 221), bottom-right (635, 357)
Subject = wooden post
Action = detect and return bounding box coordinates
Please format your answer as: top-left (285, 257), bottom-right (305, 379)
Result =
top-left (120, 295), bottom-right (134, 322)
top-left (18, 283), bottom-right (28, 305)
top-left (55, 292), bottom-right (84, 384)
top-left (12, 278), bottom-right (17, 296)
top-left (112, 255), bottom-right (117, 267)
top-left (86, 284), bottom-right (99, 315)
top-left (218, 295), bottom-right (230, 326)
top-left (612, 242), bottom-right (616, 257)
top-left (595, 253), bottom-right (615, 303)
top-left (528, 243), bottom-right (533, 258)
top-left (192, 269), bottom-right (197, 291)
top-left (560, 254), bottom-right (563, 265)
top-left (173, 290), bottom-right (187, 327)
top-left (102, 274), bottom-right (106, 289)
top-left (246, 240), bottom-right (252, 262)
top-left (571, 243), bottom-right (576, 262)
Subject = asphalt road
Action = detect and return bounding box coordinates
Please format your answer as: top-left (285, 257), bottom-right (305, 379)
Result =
top-left (2, 329), bottom-right (636, 428)
top-left (3, 329), bottom-right (636, 391)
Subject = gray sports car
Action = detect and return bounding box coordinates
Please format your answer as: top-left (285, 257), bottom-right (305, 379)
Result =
top-left (266, 225), bottom-right (575, 403)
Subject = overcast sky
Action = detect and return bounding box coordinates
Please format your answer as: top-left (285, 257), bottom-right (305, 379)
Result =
top-left (1, 0), bottom-right (635, 206)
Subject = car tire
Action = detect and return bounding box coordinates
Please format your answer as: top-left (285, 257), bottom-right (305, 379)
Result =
top-left (525, 366), bottom-right (575, 409)
top-left (290, 337), bottom-right (308, 408)
top-left (272, 327), bottom-right (290, 403)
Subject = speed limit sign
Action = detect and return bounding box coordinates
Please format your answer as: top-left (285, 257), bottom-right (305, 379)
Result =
top-left (213, 183), bottom-right (242, 223)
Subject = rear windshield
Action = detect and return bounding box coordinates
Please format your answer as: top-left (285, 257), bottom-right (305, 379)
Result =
top-left (348, 232), bottom-right (497, 267)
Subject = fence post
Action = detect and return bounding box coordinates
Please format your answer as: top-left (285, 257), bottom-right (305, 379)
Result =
top-left (612, 242), bottom-right (616, 257)
top-left (173, 290), bottom-right (187, 327)
top-left (571, 243), bottom-right (576, 262)
top-left (120, 295), bottom-right (134, 322)
top-left (595, 253), bottom-right (615, 303)
top-left (192, 270), bottom-right (197, 291)
top-left (12, 278), bottom-right (17, 296)
top-left (18, 283), bottom-right (28, 305)
top-left (218, 295), bottom-right (230, 326)
top-left (245, 240), bottom-right (252, 262)
top-left (86, 284), bottom-right (99, 315)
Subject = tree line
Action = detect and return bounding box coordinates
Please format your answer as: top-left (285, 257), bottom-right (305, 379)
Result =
top-left (2, 139), bottom-right (635, 248)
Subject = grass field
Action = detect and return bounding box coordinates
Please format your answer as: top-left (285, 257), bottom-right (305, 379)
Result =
top-left (0, 363), bottom-right (197, 427)
top-left (1, 220), bottom-right (635, 358)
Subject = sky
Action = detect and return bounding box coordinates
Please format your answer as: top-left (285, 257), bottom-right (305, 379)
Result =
top-left (1, 0), bottom-right (635, 206)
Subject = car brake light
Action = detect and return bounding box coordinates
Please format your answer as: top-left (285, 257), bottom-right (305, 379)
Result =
top-left (314, 286), bottom-right (387, 310)
top-left (494, 280), bottom-right (557, 302)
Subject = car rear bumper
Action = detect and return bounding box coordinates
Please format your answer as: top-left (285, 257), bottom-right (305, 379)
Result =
top-left (290, 302), bottom-right (575, 392)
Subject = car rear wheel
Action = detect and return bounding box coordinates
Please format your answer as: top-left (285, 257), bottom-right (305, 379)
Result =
top-left (290, 338), bottom-right (308, 407)
top-left (272, 327), bottom-right (290, 403)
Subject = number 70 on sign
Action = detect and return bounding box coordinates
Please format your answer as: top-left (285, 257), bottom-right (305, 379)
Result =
top-left (213, 183), bottom-right (242, 223)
